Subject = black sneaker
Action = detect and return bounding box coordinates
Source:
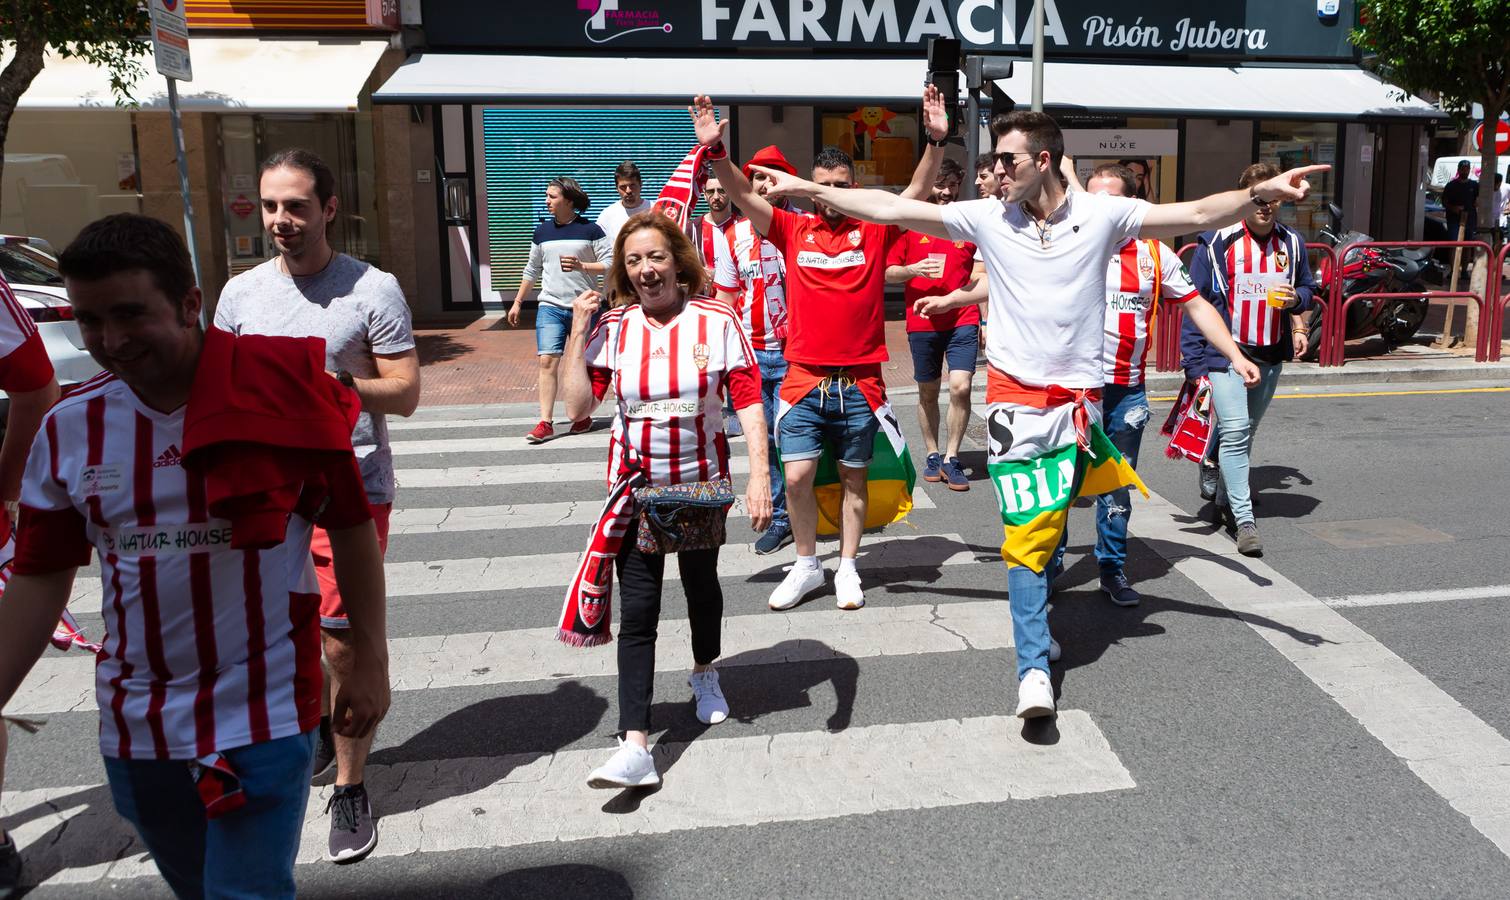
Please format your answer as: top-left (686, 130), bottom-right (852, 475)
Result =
top-left (754, 523), bottom-right (793, 555)
top-left (1099, 570), bottom-right (1142, 607)
top-left (1198, 461), bottom-right (1221, 501)
top-left (0, 832), bottom-right (21, 899)
top-left (326, 783), bottom-right (378, 864)
top-left (310, 717), bottom-right (336, 786)
top-left (1235, 521), bottom-right (1264, 557)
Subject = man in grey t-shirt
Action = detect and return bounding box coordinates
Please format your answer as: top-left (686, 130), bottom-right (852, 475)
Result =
top-left (214, 148), bottom-right (418, 865)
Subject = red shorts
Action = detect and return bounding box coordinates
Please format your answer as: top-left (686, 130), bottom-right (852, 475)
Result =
top-left (311, 503), bottom-right (392, 629)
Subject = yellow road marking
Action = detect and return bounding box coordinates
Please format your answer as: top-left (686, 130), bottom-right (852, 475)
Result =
top-left (1148, 386), bottom-right (1510, 403)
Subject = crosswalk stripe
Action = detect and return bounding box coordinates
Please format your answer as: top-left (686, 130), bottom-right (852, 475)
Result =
top-left (389, 416), bottom-right (552, 431)
top-left (390, 430), bottom-right (747, 455)
top-left (12, 711), bottom-right (1131, 886)
top-left (381, 531), bottom-right (984, 597)
top-left (1321, 585), bottom-right (1510, 608)
top-left (7, 599), bottom-right (1014, 716)
top-left (389, 488), bottom-right (937, 534)
top-left (397, 456), bottom-right (750, 487)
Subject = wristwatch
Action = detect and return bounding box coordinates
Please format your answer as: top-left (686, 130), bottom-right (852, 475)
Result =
top-left (336, 370), bottom-right (355, 389)
top-left (926, 134), bottom-right (949, 147)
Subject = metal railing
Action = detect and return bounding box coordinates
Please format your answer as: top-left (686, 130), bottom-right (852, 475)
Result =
top-left (1330, 240), bottom-right (1495, 364)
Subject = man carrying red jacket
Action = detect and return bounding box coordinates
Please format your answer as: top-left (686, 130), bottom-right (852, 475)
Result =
top-left (0, 214), bottom-right (389, 900)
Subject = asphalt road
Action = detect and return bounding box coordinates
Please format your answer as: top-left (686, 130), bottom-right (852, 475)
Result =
top-left (5, 377), bottom-right (1510, 899)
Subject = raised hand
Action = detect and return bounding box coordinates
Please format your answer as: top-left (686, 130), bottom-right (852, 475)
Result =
top-left (1255, 164), bottom-right (1331, 204)
top-left (922, 83), bottom-right (949, 142)
top-left (688, 95), bottom-right (728, 148)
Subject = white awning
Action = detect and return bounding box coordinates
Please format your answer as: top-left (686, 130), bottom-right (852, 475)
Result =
top-left (373, 54), bottom-right (931, 105)
top-left (373, 53), bottom-right (1443, 122)
top-left (992, 61), bottom-right (1444, 121)
top-left (14, 38), bottom-right (390, 113)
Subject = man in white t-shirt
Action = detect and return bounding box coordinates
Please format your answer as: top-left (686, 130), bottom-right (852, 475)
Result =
top-left (594, 161), bottom-right (655, 252)
top-left (756, 110), bottom-right (1324, 719)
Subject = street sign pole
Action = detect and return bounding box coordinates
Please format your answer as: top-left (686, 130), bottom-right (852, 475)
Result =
top-left (1031, 0), bottom-right (1045, 112)
top-left (165, 76), bottom-right (204, 323)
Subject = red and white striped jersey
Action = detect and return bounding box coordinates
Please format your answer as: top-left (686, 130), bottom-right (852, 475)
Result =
top-left (1219, 222), bottom-right (1293, 347)
top-left (0, 274), bottom-right (54, 394)
top-left (586, 298), bottom-right (759, 486)
top-left (698, 214), bottom-right (737, 272)
top-left (1102, 238), bottom-right (1198, 386)
top-left (711, 217), bottom-right (788, 351)
top-left (15, 376), bottom-right (368, 760)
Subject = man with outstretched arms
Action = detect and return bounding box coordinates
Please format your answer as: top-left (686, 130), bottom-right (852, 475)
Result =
top-left (691, 87), bottom-right (949, 612)
top-left (757, 109), bottom-right (1323, 718)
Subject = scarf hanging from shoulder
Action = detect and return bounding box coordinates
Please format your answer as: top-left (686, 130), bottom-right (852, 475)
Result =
top-left (985, 367), bottom-right (1146, 572)
top-left (556, 459), bottom-right (646, 647)
top-left (774, 362), bottom-right (915, 534)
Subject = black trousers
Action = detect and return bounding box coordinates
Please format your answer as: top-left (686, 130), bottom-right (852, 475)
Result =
top-left (615, 542), bottom-right (723, 733)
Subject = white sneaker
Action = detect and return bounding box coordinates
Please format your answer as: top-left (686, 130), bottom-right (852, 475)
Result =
top-left (835, 567), bottom-right (865, 610)
top-left (689, 670), bottom-right (728, 725)
top-left (1048, 637), bottom-right (1061, 663)
top-left (586, 740), bottom-right (660, 789)
top-left (769, 564), bottom-right (826, 611)
top-left (1015, 669), bottom-right (1056, 719)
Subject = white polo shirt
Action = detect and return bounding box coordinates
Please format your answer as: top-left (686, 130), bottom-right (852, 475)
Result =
top-left (941, 191), bottom-right (1149, 389)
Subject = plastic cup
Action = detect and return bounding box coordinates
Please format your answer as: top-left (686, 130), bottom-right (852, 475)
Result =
top-left (927, 252), bottom-right (948, 279)
top-left (1265, 285), bottom-right (1288, 309)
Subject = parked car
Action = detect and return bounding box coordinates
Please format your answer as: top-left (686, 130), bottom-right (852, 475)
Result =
top-left (0, 236), bottom-right (101, 419)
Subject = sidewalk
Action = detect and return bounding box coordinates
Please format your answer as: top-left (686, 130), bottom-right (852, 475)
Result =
top-left (416, 305), bottom-right (1510, 408)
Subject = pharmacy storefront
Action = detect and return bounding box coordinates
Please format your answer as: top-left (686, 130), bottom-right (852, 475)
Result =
top-left (375, 0), bottom-right (1442, 311)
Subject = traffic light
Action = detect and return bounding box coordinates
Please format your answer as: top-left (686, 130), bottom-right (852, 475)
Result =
top-left (927, 37), bottom-right (961, 137)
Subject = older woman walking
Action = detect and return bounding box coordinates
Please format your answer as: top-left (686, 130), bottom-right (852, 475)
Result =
top-left (561, 212), bottom-right (772, 789)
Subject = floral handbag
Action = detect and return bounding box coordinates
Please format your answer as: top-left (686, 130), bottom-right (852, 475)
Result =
top-left (633, 476), bottom-right (736, 555)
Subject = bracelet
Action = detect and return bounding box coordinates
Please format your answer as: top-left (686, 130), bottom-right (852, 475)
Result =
top-left (926, 134), bottom-right (949, 147)
top-left (705, 141), bottom-right (728, 161)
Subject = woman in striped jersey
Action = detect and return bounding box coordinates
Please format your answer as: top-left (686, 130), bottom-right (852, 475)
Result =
top-left (561, 212), bottom-right (773, 789)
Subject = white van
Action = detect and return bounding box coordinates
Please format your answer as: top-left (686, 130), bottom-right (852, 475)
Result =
top-left (1428, 155), bottom-right (1510, 189)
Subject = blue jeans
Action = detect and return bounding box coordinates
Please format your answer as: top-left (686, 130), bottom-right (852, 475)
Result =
top-left (534, 303), bottom-right (574, 355)
top-left (777, 374), bottom-right (879, 468)
top-left (1209, 361), bottom-right (1283, 524)
top-left (1048, 384), bottom-right (1150, 578)
top-left (103, 731), bottom-right (317, 899)
top-left (756, 349), bottom-right (789, 529)
top-left (1008, 565), bottom-right (1053, 679)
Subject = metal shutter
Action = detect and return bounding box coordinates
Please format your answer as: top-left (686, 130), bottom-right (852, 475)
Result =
top-left (482, 108), bottom-right (711, 293)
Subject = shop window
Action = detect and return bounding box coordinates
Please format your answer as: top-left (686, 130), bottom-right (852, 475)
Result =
top-left (1259, 121), bottom-right (1340, 241)
top-left (479, 108), bottom-right (711, 293)
top-left (1, 109), bottom-right (140, 251)
top-left (818, 105), bottom-right (920, 189)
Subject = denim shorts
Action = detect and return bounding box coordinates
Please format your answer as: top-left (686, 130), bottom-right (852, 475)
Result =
top-left (778, 375), bottom-right (880, 468)
top-left (907, 325), bottom-right (979, 383)
top-left (535, 303), bottom-right (575, 356)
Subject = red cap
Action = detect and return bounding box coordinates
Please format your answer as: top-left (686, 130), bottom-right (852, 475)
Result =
top-left (742, 145), bottom-right (796, 179)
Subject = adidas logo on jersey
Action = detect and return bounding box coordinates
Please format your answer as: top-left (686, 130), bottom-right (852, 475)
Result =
top-left (153, 445), bottom-right (183, 469)
top-left (648, 346), bottom-right (669, 360)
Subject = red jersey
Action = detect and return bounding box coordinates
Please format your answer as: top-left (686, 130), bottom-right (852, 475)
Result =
top-left (1102, 238), bottom-right (1198, 386)
top-left (764, 207), bottom-right (899, 367)
top-left (0, 275), bottom-right (54, 393)
top-left (586, 298), bottom-right (761, 487)
top-left (14, 376), bottom-right (371, 760)
top-left (885, 229), bottom-right (980, 333)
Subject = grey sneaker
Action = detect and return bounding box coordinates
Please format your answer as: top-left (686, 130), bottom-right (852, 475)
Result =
top-left (310, 718), bottom-right (336, 786)
top-left (0, 832), bottom-right (21, 899)
top-left (326, 783), bottom-right (378, 864)
top-left (1099, 571), bottom-right (1142, 607)
top-left (1198, 461), bottom-right (1221, 501)
top-left (1235, 521), bottom-right (1263, 557)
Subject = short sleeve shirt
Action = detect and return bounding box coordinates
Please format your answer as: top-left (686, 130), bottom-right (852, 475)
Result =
top-left (764, 207), bottom-right (900, 367)
top-left (213, 255), bottom-right (415, 505)
top-left (885, 229), bottom-right (980, 332)
top-left (941, 192), bottom-right (1149, 388)
top-left (1102, 238), bottom-right (1198, 386)
top-left (585, 298), bottom-right (757, 486)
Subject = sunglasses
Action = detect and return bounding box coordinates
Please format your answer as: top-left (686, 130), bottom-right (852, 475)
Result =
top-left (992, 151), bottom-right (1039, 170)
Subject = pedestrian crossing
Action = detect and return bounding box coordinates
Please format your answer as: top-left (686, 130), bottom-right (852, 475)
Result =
top-left (9, 403), bottom-right (1126, 892)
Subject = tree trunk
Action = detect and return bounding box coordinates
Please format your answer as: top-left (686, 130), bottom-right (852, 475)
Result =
top-left (0, 30), bottom-right (46, 216)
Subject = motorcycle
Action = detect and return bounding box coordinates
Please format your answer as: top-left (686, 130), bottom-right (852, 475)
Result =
top-left (1298, 204), bottom-right (1443, 360)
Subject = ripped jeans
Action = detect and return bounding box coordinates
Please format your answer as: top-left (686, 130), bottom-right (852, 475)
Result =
top-left (1052, 383), bottom-right (1149, 578)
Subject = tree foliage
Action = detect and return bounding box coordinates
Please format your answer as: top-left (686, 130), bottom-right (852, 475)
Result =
top-left (0, 0), bottom-right (151, 210)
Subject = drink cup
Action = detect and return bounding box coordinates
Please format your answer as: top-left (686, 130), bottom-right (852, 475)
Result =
top-left (927, 252), bottom-right (948, 279)
top-left (1265, 285), bottom-right (1288, 309)
top-left (560, 255), bottom-right (576, 272)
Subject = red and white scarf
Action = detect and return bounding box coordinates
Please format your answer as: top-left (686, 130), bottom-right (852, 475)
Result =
top-left (651, 145), bottom-right (710, 237)
top-left (556, 456), bottom-right (647, 647)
